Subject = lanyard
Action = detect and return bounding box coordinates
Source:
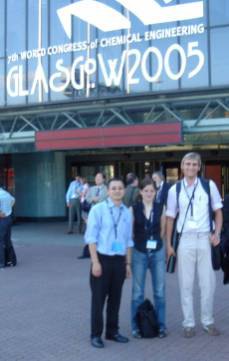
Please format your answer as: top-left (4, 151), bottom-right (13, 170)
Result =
top-left (183, 179), bottom-right (198, 217)
top-left (144, 204), bottom-right (154, 233)
top-left (106, 201), bottom-right (123, 239)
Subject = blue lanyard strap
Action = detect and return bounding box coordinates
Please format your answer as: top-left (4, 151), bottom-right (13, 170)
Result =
top-left (106, 200), bottom-right (123, 239)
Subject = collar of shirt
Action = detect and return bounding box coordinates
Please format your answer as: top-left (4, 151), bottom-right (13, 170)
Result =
top-left (183, 177), bottom-right (198, 188)
top-left (106, 197), bottom-right (124, 210)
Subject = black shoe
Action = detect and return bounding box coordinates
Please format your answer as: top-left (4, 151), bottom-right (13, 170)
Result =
top-left (91, 336), bottom-right (104, 348)
top-left (158, 330), bottom-right (167, 338)
top-left (67, 231), bottom-right (73, 234)
top-left (106, 333), bottom-right (129, 343)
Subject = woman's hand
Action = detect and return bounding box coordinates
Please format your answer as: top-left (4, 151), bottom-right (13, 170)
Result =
top-left (126, 264), bottom-right (132, 278)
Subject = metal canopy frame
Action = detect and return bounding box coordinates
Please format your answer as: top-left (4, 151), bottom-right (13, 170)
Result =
top-left (1, 91), bottom-right (229, 147)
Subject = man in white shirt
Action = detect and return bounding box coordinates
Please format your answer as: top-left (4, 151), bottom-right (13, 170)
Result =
top-left (66, 176), bottom-right (82, 234)
top-left (166, 152), bottom-right (223, 338)
top-left (0, 187), bottom-right (15, 268)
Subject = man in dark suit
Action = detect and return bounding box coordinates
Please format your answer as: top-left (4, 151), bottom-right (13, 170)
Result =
top-left (152, 171), bottom-right (170, 207)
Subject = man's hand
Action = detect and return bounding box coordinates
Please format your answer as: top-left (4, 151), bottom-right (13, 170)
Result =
top-left (92, 261), bottom-right (102, 277)
top-left (210, 232), bottom-right (220, 246)
top-left (166, 245), bottom-right (175, 262)
top-left (0, 211), bottom-right (5, 218)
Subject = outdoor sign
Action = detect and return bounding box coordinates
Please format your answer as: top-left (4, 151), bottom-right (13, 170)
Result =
top-left (7, 0), bottom-right (205, 100)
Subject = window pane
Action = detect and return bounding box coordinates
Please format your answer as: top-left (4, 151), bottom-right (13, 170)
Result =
top-left (0, 1), bottom-right (4, 56)
top-left (28, 57), bottom-right (49, 104)
top-left (147, 32), bottom-right (179, 92)
top-left (179, 0), bottom-right (207, 26)
top-left (7, 59), bottom-right (27, 105)
top-left (50, 0), bottom-right (72, 101)
top-left (211, 28), bottom-right (229, 86)
top-left (209, 0), bottom-right (229, 26)
top-left (0, 60), bottom-right (5, 106)
top-left (128, 40), bottom-right (150, 94)
top-left (28, 0), bottom-right (48, 104)
top-left (180, 32), bottom-right (208, 89)
top-left (7, 0), bottom-right (26, 54)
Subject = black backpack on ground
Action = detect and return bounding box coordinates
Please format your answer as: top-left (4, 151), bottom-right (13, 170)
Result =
top-left (136, 299), bottom-right (158, 338)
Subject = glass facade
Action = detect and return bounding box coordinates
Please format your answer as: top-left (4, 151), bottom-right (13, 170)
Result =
top-left (1, 0), bottom-right (229, 107)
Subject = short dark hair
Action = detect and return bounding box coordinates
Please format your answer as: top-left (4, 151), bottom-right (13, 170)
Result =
top-left (95, 172), bottom-right (105, 179)
top-left (126, 172), bottom-right (137, 185)
top-left (107, 177), bottom-right (125, 188)
top-left (140, 178), bottom-right (156, 191)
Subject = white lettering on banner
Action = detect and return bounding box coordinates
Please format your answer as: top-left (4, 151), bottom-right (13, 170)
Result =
top-left (58, 0), bottom-right (203, 37)
top-left (6, 1), bottom-right (206, 99)
top-left (7, 41), bottom-right (205, 97)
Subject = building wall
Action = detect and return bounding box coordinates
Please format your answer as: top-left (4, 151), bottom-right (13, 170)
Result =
top-left (13, 152), bottom-right (66, 218)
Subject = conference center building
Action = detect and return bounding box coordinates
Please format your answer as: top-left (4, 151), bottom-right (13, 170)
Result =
top-left (0, 0), bottom-right (229, 219)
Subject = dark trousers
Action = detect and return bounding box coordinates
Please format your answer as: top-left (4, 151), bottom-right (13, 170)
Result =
top-left (90, 253), bottom-right (126, 338)
top-left (68, 198), bottom-right (81, 232)
top-left (0, 216), bottom-right (12, 267)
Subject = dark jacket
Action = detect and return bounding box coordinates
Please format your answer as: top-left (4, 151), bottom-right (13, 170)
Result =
top-left (133, 201), bottom-right (163, 254)
top-left (155, 182), bottom-right (171, 207)
top-left (123, 185), bottom-right (140, 208)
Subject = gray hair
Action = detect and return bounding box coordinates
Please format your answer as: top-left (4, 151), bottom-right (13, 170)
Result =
top-left (152, 171), bottom-right (165, 181)
top-left (181, 152), bottom-right (202, 167)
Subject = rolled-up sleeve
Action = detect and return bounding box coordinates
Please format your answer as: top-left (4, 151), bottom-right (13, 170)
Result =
top-left (84, 206), bottom-right (101, 244)
top-left (210, 180), bottom-right (223, 211)
top-left (126, 210), bottom-right (134, 248)
top-left (165, 185), bottom-right (178, 219)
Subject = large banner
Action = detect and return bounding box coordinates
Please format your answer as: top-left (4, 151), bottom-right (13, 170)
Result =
top-left (7, 0), bottom-right (205, 99)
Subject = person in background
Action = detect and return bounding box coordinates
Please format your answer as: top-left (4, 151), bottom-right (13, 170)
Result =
top-left (66, 176), bottom-right (82, 234)
top-left (85, 178), bottom-right (133, 348)
top-left (152, 171), bottom-right (170, 207)
top-left (78, 173), bottom-right (107, 259)
top-left (166, 152), bottom-right (223, 338)
top-left (123, 173), bottom-right (140, 208)
top-left (86, 173), bottom-right (107, 206)
top-left (80, 177), bottom-right (90, 233)
top-left (131, 179), bottom-right (167, 339)
top-left (0, 185), bottom-right (15, 269)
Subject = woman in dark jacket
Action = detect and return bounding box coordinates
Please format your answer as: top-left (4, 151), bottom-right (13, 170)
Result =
top-left (131, 178), bottom-right (166, 338)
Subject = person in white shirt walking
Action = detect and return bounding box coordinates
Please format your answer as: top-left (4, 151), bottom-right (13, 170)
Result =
top-left (166, 152), bottom-right (223, 338)
top-left (0, 186), bottom-right (15, 268)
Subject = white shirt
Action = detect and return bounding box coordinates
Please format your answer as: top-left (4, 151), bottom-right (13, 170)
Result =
top-left (166, 177), bottom-right (222, 233)
top-left (0, 188), bottom-right (15, 216)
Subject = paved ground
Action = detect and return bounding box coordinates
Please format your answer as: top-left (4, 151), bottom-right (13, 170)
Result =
top-left (0, 222), bottom-right (229, 361)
